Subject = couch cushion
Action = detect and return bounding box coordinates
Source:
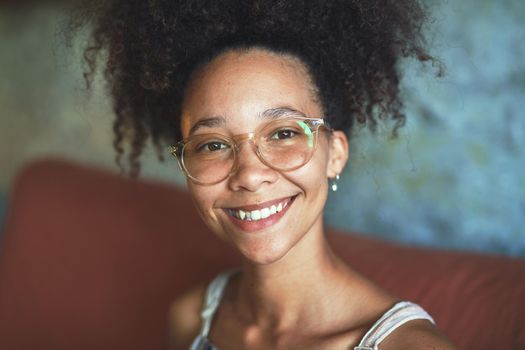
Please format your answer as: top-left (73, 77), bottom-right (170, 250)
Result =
top-left (327, 233), bottom-right (525, 349)
top-left (0, 159), bottom-right (240, 350)
top-left (0, 159), bottom-right (523, 349)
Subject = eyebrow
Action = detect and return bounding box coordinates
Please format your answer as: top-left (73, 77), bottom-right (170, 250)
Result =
top-left (188, 106), bottom-right (307, 135)
top-left (260, 107), bottom-right (307, 119)
top-left (188, 116), bottom-right (225, 136)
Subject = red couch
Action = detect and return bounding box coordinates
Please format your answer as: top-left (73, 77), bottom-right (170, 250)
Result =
top-left (0, 159), bottom-right (524, 350)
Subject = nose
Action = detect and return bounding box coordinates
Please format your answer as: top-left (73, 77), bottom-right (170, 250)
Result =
top-left (227, 141), bottom-right (279, 192)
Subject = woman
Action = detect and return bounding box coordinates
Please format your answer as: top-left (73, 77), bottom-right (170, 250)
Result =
top-left (71, 0), bottom-right (455, 349)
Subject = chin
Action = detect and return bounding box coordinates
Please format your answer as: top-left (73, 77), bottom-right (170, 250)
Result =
top-left (233, 234), bottom-right (294, 265)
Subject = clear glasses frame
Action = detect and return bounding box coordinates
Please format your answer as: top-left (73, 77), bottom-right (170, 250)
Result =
top-left (169, 117), bottom-right (332, 185)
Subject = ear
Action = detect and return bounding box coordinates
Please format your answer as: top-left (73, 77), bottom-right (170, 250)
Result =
top-left (326, 130), bottom-right (349, 178)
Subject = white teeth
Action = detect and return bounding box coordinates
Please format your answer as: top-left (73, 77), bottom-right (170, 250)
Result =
top-left (251, 210), bottom-right (261, 220)
top-left (229, 198), bottom-right (292, 222)
top-left (260, 207), bottom-right (270, 219)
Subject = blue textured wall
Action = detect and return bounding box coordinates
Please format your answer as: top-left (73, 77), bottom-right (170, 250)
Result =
top-left (325, 0), bottom-right (525, 256)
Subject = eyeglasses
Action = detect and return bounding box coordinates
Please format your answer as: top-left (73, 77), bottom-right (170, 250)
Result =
top-left (169, 117), bottom-right (331, 185)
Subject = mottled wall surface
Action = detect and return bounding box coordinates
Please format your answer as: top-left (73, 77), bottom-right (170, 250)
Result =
top-left (326, 0), bottom-right (525, 256)
top-left (0, 5), bottom-right (184, 189)
top-left (0, 1), bottom-right (524, 255)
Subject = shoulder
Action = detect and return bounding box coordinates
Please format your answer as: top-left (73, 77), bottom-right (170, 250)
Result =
top-left (168, 283), bottom-right (207, 350)
top-left (380, 319), bottom-right (457, 350)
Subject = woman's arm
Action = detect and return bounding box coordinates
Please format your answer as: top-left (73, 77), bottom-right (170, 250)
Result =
top-left (381, 319), bottom-right (457, 350)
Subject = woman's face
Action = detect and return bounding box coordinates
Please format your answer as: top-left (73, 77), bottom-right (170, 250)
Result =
top-left (180, 49), bottom-right (347, 265)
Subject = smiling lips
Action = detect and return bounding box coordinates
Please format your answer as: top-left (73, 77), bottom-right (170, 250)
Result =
top-left (224, 196), bottom-right (296, 232)
top-left (227, 200), bottom-right (288, 221)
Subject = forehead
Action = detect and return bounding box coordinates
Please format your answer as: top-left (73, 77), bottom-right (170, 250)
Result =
top-left (180, 49), bottom-right (320, 136)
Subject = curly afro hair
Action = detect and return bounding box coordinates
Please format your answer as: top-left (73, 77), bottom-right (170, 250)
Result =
top-left (67, 0), bottom-right (437, 177)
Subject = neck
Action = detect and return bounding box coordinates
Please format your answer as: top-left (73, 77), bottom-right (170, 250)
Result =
top-left (234, 224), bottom-right (355, 332)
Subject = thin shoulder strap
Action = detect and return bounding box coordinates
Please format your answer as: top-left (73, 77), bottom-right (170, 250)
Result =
top-left (198, 269), bottom-right (238, 338)
top-left (354, 301), bottom-right (435, 350)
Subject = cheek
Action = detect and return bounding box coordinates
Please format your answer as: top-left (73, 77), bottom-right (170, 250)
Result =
top-left (284, 145), bottom-right (330, 200)
top-left (298, 139), bottom-right (330, 183)
top-left (187, 182), bottom-right (218, 223)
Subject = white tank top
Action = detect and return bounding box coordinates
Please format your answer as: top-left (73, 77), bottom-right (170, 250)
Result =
top-left (190, 270), bottom-right (435, 350)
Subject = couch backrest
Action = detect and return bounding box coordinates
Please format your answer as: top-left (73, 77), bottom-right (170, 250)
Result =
top-left (0, 159), bottom-right (523, 350)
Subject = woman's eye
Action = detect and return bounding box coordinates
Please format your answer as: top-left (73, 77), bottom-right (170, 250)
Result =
top-left (198, 141), bottom-right (229, 152)
top-left (271, 129), bottom-right (298, 140)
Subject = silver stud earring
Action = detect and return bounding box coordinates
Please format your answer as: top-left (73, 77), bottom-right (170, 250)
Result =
top-left (331, 174), bottom-right (340, 192)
